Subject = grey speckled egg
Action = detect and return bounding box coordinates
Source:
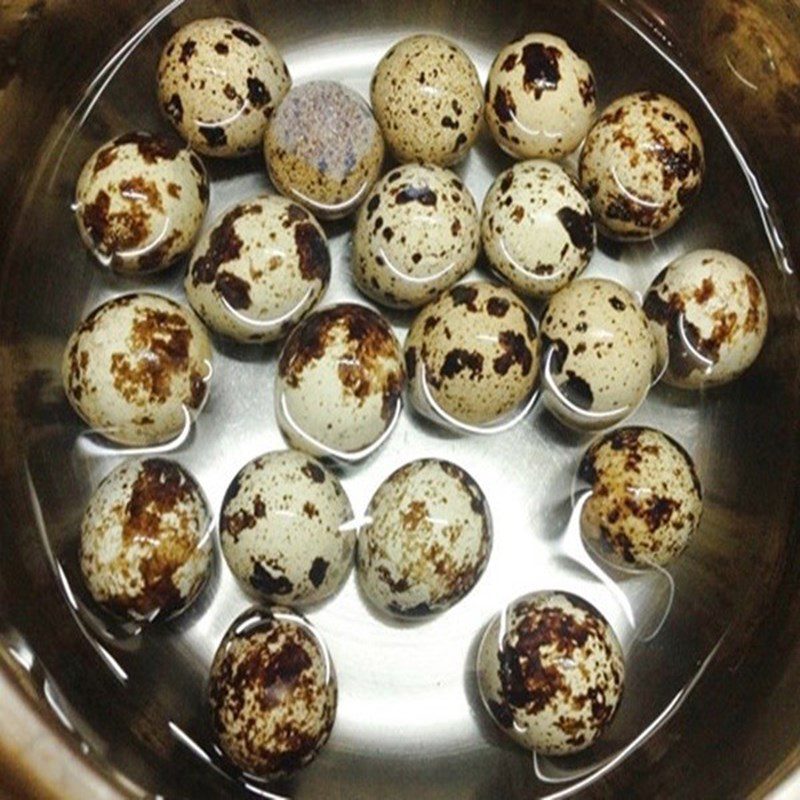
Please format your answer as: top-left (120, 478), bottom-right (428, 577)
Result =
top-left (75, 132), bottom-right (209, 273)
top-left (357, 459), bottom-right (491, 618)
top-left (578, 427), bottom-right (703, 567)
top-left (352, 164), bottom-right (480, 309)
top-left (61, 293), bottom-right (213, 446)
top-left (80, 458), bottom-right (211, 621)
top-left (485, 33), bottom-right (597, 160)
top-left (482, 160), bottom-right (595, 299)
top-left (220, 450), bottom-right (354, 606)
top-left (370, 34), bottom-right (484, 166)
top-left (540, 279), bottom-right (658, 431)
top-left (185, 196), bottom-right (330, 343)
top-left (579, 92), bottom-right (705, 240)
top-left (209, 607), bottom-right (336, 780)
top-left (157, 17), bottom-right (290, 158)
top-left (477, 591), bottom-right (624, 755)
top-left (405, 282), bottom-right (540, 427)
top-left (643, 249), bottom-right (768, 389)
top-left (264, 81), bottom-right (385, 219)
top-left (276, 303), bottom-right (406, 457)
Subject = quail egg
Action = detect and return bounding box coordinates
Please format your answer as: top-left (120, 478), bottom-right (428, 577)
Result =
top-left (276, 303), bottom-right (406, 457)
top-left (485, 32), bottom-right (597, 160)
top-left (578, 427), bottom-right (703, 567)
top-left (74, 132), bottom-right (209, 273)
top-left (357, 459), bottom-right (491, 618)
top-left (370, 34), bottom-right (484, 166)
top-left (643, 249), bottom-right (769, 388)
top-left (209, 607), bottom-right (336, 780)
top-left (62, 293), bottom-right (213, 445)
top-left (540, 279), bottom-right (658, 430)
top-left (477, 591), bottom-right (624, 755)
top-left (579, 92), bottom-right (705, 239)
top-left (404, 282), bottom-right (540, 428)
top-left (220, 450), bottom-right (354, 606)
top-left (185, 196), bottom-right (330, 343)
top-left (157, 17), bottom-right (290, 157)
top-left (264, 81), bottom-right (385, 219)
top-left (352, 164), bottom-right (480, 309)
top-left (482, 160), bottom-right (595, 299)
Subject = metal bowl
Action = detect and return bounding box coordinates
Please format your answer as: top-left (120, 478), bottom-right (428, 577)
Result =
top-left (1, 0), bottom-right (799, 797)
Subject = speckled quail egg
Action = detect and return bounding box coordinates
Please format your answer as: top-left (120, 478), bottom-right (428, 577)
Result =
top-left (578, 427), bottom-right (703, 567)
top-left (482, 160), bottom-right (595, 299)
top-left (62, 293), bottom-right (212, 445)
top-left (357, 459), bottom-right (491, 618)
top-left (74, 132), bottom-right (209, 273)
top-left (579, 92), bottom-right (705, 239)
top-left (643, 249), bottom-right (768, 389)
top-left (157, 17), bottom-right (290, 157)
top-left (370, 34), bottom-right (484, 166)
top-left (264, 81), bottom-right (385, 219)
top-left (220, 451), bottom-right (354, 606)
top-left (540, 279), bottom-right (658, 430)
top-left (485, 32), bottom-right (597, 160)
top-left (185, 196), bottom-right (330, 343)
top-left (209, 607), bottom-right (336, 780)
top-left (405, 282), bottom-right (540, 428)
top-left (80, 458), bottom-right (211, 621)
top-left (276, 303), bottom-right (406, 457)
top-left (477, 591), bottom-right (624, 755)
top-left (352, 164), bottom-right (480, 309)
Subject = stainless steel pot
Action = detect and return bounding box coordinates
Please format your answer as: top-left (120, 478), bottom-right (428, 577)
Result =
top-left (0, 1), bottom-right (798, 798)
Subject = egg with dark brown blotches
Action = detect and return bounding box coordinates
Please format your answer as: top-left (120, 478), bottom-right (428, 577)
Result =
top-left (579, 92), bottom-right (705, 239)
top-left (643, 249), bottom-right (768, 388)
top-left (80, 458), bottom-right (211, 621)
top-left (61, 293), bottom-right (213, 445)
top-left (477, 591), bottom-right (624, 755)
top-left (209, 607), bottom-right (336, 780)
top-left (485, 32), bottom-right (597, 160)
top-left (540, 279), bottom-right (658, 431)
top-left (185, 196), bottom-right (330, 343)
top-left (578, 427), bottom-right (703, 567)
top-left (352, 164), bottom-right (480, 309)
top-left (276, 303), bottom-right (406, 457)
top-left (357, 459), bottom-right (491, 617)
top-left (404, 282), bottom-right (540, 428)
top-left (220, 450), bottom-right (354, 606)
top-left (157, 17), bottom-right (290, 157)
top-left (75, 132), bottom-right (208, 273)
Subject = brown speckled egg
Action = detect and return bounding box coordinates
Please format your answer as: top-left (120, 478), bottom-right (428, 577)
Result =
top-left (357, 459), bottom-right (491, 617)
top-left (477, 591), bottom-right (624, 755)
top-left (578, 427), bottom-right (703, 567)
top-left (643, 249), bottom-right (768, 388)
top-left (579, 92), bottom-right (705, 240)
top-left (80, 458), bottom-right (211, 621)
top-left (404, 282), bottom-right (540, 428)
top-left (220, 450), bottom-right (354, 606)
top-left (370, 34), bottom-right (484, 166)
top-left (276, 303), bottom-right (406, 457)
top-left (61, 293), bottom-right (213, 445)
top-left (209, 607), bottom-right (336, 780)
top-left (185, 196), bottom-right (330, 343)
top-left (74, 132), bottom-right (209, 273)
top-left (264, 81), bottom-right (385, 219)
top-left (482, 160), bottom-right (595, 299)
top-left (540, 279), bottom-right (658, 431)
top-left (352, 164), bottom-right (480, 309)
top-left (485, 33), bottom-right (597, 160)
top-left (157, 17), bottom-right (290, 158)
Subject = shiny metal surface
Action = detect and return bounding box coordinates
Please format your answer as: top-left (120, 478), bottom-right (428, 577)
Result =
top-left (0, 1), bottom-right (799, 799)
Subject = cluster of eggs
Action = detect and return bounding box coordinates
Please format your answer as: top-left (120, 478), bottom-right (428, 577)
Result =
top-left (61, 14), bottom-right (769, 786)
